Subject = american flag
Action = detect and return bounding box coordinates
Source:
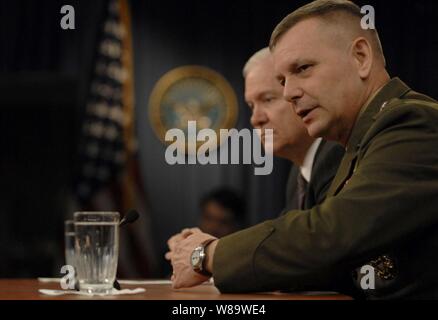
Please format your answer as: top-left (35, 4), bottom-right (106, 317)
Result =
top-left (74, 0), bottom-right (158, 278)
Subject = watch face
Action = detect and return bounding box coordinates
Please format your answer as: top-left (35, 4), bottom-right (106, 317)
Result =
top-left (191, 249), bottom-right (201, 267)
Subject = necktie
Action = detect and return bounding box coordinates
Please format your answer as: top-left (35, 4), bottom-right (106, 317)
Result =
top-left (297, 173), bottom-right (308, 210)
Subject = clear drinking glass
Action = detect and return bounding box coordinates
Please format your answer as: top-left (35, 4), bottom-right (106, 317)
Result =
top-left (73, 212), bottom-right (120, 294)
top-left (64, 220), bottom-right (76, 268)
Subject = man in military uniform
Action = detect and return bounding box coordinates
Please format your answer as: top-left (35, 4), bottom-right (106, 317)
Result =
top-left (167, 0), bottom-right (438, 299)
top-left (242, 47), bottom-right (344, 212)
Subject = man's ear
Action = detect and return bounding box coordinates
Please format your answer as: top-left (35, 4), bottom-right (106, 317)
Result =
top-left (351, 37), bottom-right (373, 79)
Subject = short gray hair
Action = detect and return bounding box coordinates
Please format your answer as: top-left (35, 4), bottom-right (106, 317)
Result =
top-left (269, 0), bottom-right (385, 65)
top-left (242, 47), bottom-right (271, 78)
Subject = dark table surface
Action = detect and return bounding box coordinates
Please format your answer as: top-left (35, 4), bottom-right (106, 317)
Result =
top-left (0, 279), bottom-right (352, 300)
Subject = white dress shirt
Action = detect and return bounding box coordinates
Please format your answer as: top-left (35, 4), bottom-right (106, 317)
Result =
top-left (299, 138), bottom-right (322, 182)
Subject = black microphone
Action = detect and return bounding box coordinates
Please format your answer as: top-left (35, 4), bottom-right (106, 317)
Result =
top-left (113, 209), bottom-right (140, 290)
top-left (119, 209), bottom-right (140, 227)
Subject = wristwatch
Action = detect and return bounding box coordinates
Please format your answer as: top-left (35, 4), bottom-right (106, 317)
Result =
top-left (190, 239), bottom-right (215, 276)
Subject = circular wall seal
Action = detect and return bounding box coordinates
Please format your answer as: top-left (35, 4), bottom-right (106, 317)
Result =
top-left (148, 65), bottom-right (238, 154)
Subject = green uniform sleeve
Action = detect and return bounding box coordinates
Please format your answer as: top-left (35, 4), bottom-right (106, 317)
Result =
top-left (213, 104), bottom-right (438, 293)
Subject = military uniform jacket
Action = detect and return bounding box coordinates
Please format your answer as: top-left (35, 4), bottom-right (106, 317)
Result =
top-left (213, 78), bottom-right (438, 299)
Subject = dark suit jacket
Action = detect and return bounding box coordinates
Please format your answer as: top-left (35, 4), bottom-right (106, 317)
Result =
top-left (283, 140), bottom-right (344, 212)
top-left (213, 78), bottom-right (438, 299)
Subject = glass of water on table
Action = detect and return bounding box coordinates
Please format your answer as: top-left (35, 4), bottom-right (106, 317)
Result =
top-left (64, 220), bottom-right (76, 268)
top-left (73, 212), bottom-right (120, 294)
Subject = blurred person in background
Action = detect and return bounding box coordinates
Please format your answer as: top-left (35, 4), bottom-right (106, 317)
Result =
top-left (198, 187), bottom-right (245, 238)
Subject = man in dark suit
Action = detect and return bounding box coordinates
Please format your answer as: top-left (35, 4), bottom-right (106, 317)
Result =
top-left (242, 47), bottom-right (344, 212)
top-left (168, 0), bottom-right (438, 299)
top-left (284, 140), bottom-right (343, 211)
top-left (165, 47), bottom-right (344, 282)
